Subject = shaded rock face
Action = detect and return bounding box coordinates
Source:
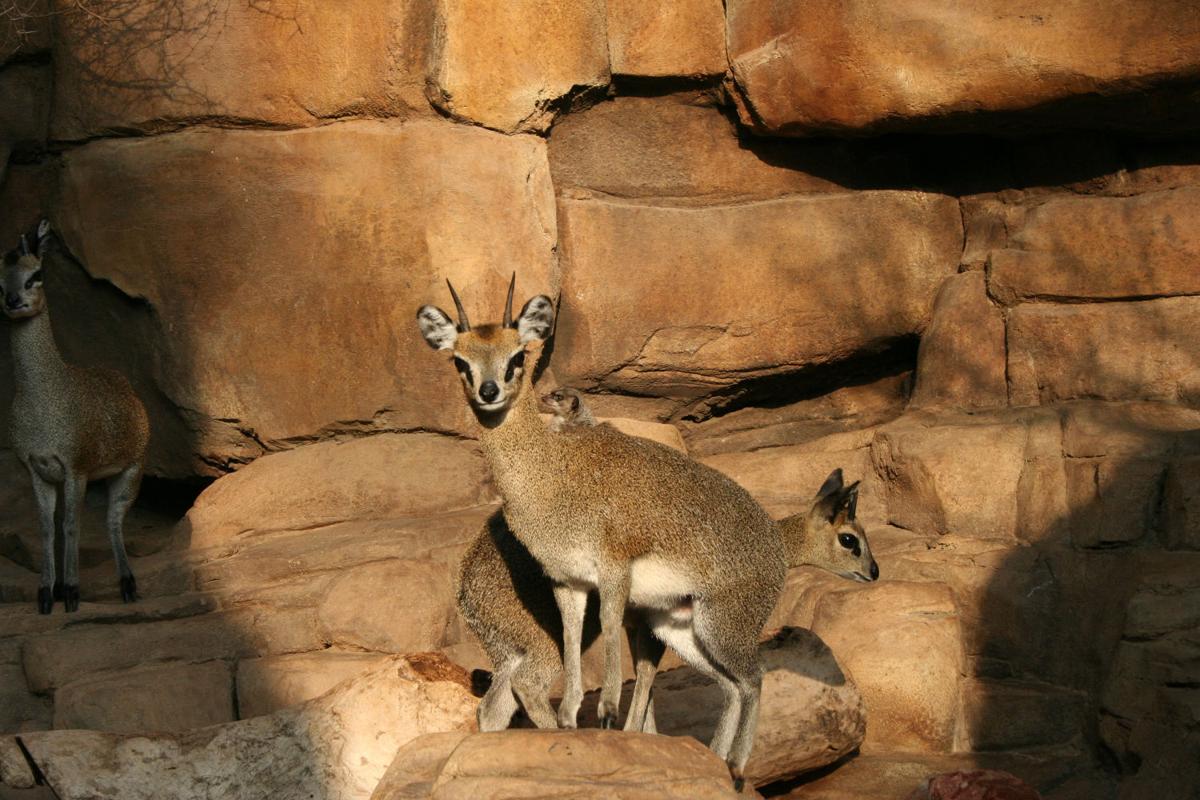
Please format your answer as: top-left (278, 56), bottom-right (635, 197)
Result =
top-left (0, 5), bottom-right (1197, 800)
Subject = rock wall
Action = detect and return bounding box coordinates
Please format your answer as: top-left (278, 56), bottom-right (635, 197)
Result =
top-left (0, 3), bottom-right (1198, 799)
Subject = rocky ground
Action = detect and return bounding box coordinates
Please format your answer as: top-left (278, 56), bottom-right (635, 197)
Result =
top-left (0, 1), bottom-right (1197, 798)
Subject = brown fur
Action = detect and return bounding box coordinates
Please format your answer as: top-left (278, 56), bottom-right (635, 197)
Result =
top-left (3, 221), bottom-right (149, 613)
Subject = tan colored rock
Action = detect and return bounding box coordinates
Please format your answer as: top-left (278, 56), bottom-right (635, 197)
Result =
top-left (910, 272), bottom-right (1007, 411)
top-left (989, 188), bottom-right (1200, 304)
top-left (726, 0), bottom-right (1200, 134)
top-left (554, 192), bottom-right (961, 401)
top-left (1007, 298), bottom-right (1200, 407)
top-left (1060, 401), bottom-right (1200, 460)
top-left (51, 119), bottom-right (557, 477)
top-left (0, 63), bottom-right (49, 147)
top-left (606, 0), bottom-right (725, 78)
top-left (701, 430), bottom-right (878, 521)
top-left (549, 95), bottom-right (846, 200)
top-left (183, 434), bottom-right (490, 549)
top-left (1065, 457), bottom-right (1163, 548)
top-left (429, 0), bottom-right (609, 133)
top-left (1163, 457), bottom-right (1200, 550)
top-left (53, 660), bottom-right (234, 733)
top-left (957, 679), bottom-right (1086, 752)
top-left (22, 606), bottom-right (321, 693)
top-left (318, 559), bottom-right (455, 653)
top-left (236, 651), bottom-right (389, 718)
top-left (602, 417), bottom-right (687, 453)
top-left (371, 729), bottom-right (740, 800)
top-left (807, 582), bottom-right (963, 753)
top-left (1, 654), bottom-right (477, 799)
top-left (50, 0), bottom-right (434, 138)
top-left (870, 415), bottom-right (1030, 538)
top-left (0, 664), bottom-right (50, 733)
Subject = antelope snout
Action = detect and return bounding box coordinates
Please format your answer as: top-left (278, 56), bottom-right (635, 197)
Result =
top-left (478, 381), bottom-right (500, 403)
top-left (869, 560), bottom-right (880, 581)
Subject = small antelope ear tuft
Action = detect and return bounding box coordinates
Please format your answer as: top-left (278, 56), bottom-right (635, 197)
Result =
top-left (34, 219), bottom-right (50, 258)
top-left (842, 481), bottom-right (860, 521)
top-left (416, 305), bottom-right (458, 350)
top-left (516, 295), bottom-right (555, 343)
top-left (816, 469), bottom-right (844, 499)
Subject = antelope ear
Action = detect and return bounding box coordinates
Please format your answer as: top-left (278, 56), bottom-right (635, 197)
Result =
top-left (516, 295), bottom-right (554, 344)
top-left (843, 482), bottom-right (860, 520)
top-left (416, 305), bottom-right (458, 351)
top-left (34, 219), bottom-right (50, 258)
top-left (18, 234), bottom-right (29, 257)
top-left (816, 468), bottom-right (844, 499)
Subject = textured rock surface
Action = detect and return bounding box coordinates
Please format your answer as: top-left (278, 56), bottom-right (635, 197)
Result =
top-left (555, 192), bottom-right (960, 404)
top-left (605, 0), bottom-right (725, 78)
top-left (909, 769), bottom-right (1043, 800)
top-left (50, 0), bottom-right (434, 138)
top-left (370, 730), bottom-right (741, 800)
top-left (428, 0), bottom-right (609, 133)
top-left (51, 120), bottom-right (557, 476)
top-left (910, 272), bottom-right (1007, 410)
top-left (727, 0), bottom-right (1200, 134)
top-left (0, 654), bottom-right (476, 799)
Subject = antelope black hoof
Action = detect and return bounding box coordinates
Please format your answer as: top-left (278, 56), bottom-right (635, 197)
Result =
top-left (120, 575), bottom-right (139, 603)
top-left (37, 587), bottom-right (53, 615)
top-left (63, 584), bottom-right (80, 613)
top-left (599, 712), bottom-right (617, 730)
top-left (731, 767), bottom-right (745, 793)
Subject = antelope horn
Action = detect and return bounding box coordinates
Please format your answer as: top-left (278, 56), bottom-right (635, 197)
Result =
top-left (446, 279), bottom-right (471, 332)
top-left (503, 272), bottom-right (516, 328)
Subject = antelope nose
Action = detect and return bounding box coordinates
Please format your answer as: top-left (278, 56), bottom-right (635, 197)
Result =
top-left (4, 295), bottom-right (23, 310)
top-left (870, 561), bottom-right (880, 581)
top-left (479, 381), bottom-right (500, 403)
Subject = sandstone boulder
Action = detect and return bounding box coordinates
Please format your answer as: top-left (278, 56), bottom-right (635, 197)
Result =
top-left (554, 192), bottom-right (960, 404)
top-left (0, 654), bottom-right (477, 799)
top-left (49, 119), bottom-right (557, 477)
top-left (606, 0), bottom-right (725, 78)
top-left (988, 188), bottom-right (1200, 304)
top-left (1163, 457), bottom-right (1200, 550)
top-left (236, 651), bottom-right (390, 719)
top-left (805, 582), bottom-right (963, 753)
top-left (370, 729), bottom-right (741, 800)
top-left (909, 272), bottom-right (1007, 411)
top-left (726, 0), bottom-right (1200, 134)
top-left (50, 0), bottom-right (433, 138)
top-left (318, 559), bottom-right (455, 653)
top-left (53, 660), bottom-right (234, 733)
top-left (1007, 298), bottom-right (1200, 406)
top-left (428, 0), bottom-right (609, 133)
top-left (182, 434), bottom-right (490, 550)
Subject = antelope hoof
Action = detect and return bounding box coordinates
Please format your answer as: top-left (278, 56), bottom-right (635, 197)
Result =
top-left (63, 584), bottom-right (80, 613)
top-left (37, 587), bottom-right (53, 615)
top-left (120, 575), bottom-right (139, 603)
top-left (598, 705), bottom-right (618, 730)
top-left (730, 766), bottom-right (745, 793)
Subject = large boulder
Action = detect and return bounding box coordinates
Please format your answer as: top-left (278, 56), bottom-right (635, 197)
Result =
top-left (554, 191), bottom-right (961, 406)
top-left (428, 0), bottom-right (609, 133)
top-left (47, 119), bottom-right (557, 477)
top-left (988, 188), bottom-right (1200, 304)
top-left (236, 651), bottom-right (390, 719)
top-left (1007, 297), bottom-right (1200, 406)
top-left (726, 0), bottom-right (1200, 134)
top-left (181, 434), bottom-right (491, 549)
top-left (370, 729), bottom-right (741, 800)
top-left (909, 272), bottom-right (1007, 411)
top-left (50, 0), bottom-right (434, 138)
top-left (0, 654), bottom-right (477, 799)
top-left (605, 0), bottom-right (725, 78)
top-left (53, 661), bottom-right (235, 733)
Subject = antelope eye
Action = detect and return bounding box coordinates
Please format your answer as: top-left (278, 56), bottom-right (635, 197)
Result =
top-left (452, 356), bottom-right (474, 387)
top-left (24, 269), bottom-right (42, 289)
top-left (505, 351), bottom-right (525, 382)
top-left (838, 533), bottom-right (858, 551)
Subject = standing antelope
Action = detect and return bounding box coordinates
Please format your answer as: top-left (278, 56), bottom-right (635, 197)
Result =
top-left (458, 465), bottom-right (879, 737)
top-left (2, 219), bottom-right (149, 614)
top-left (417, 276), bottom-right (785, 786)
